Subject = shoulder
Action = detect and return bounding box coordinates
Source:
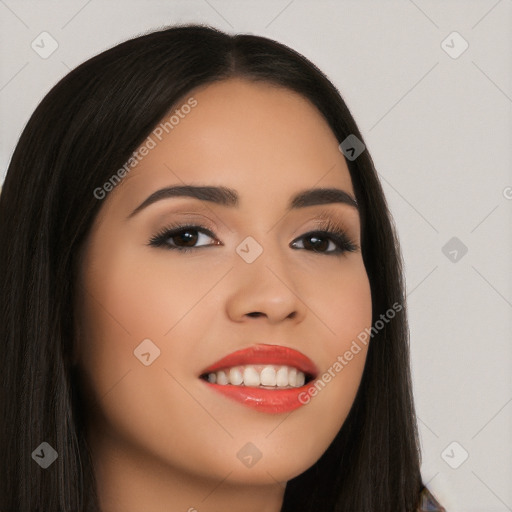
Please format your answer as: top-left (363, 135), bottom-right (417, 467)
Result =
top-left (417, 486), bottom-right (446, 511)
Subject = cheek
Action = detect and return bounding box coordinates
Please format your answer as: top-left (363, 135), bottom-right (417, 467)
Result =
top-left (293, 258), bottom-right (372, 437)
top-left (76, 241), bottom-right (223, 406)
top-left (79, 244), bottom-right (220, 352)
top-left (316, 257), bottom-right (373, 346)
top-left (76, 248), bottom-right (226, 476)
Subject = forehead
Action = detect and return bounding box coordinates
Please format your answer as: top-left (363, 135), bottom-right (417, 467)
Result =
top-left (108, 78), bottom-right (355, 215)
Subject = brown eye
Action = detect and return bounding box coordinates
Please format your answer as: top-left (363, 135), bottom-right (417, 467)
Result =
top-left (291, 226), bottom-right (358, 256)
top-left (168, 228), bottom-right (201, 248)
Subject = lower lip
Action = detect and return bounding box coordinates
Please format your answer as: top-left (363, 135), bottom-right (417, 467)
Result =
top-left (201, 381), bottom-right (317, 413)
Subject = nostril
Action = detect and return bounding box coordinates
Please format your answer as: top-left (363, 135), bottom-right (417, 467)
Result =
top-left (247, 312), bottom-right (264, 318)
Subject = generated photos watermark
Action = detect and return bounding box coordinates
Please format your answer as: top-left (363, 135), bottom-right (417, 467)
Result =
top-left (93, 96), bottom-right (197, 200)
top-left (298, 301), bottom-right (403, 405)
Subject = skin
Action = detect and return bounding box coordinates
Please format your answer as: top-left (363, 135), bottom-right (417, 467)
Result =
top-left (75, 78), bottom-right (373, 512)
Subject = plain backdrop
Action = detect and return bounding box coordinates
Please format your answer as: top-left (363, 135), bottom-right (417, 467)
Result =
top-left (1, 1), bottom-right (511, 511)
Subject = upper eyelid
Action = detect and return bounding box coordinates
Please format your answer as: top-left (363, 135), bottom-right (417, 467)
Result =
top-left (157, 220), bottom-right (350, 237)
top-left (154, 210), bottom-right (356, 235)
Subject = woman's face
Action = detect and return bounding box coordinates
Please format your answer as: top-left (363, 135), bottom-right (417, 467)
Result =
top-left (76, 77), bottom-right (372, 505)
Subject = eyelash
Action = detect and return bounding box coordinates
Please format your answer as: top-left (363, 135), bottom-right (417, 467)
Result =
top-left (147, 219), bottom-right (359, 256)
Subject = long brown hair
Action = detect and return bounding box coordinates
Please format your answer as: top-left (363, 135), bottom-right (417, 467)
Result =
top-left (0, 24), bottom-right (423, 511)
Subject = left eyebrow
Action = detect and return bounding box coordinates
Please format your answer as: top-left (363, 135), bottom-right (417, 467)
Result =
top-left (126, 184), bottom-right (358, 220)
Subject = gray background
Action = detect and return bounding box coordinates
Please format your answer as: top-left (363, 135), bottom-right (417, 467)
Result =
top-left (1, 1), bottom-right (511, 510)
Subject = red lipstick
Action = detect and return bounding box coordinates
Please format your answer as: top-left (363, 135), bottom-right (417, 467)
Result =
top-left (199, 344), bottom-right (319, 414)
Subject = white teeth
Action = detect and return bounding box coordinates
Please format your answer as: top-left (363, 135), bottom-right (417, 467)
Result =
top-left (260, 366), bottom-right (276, 386)
top-left (243, 367), bottom-right (260, 387)
top-left (288, 367), bottom-right (297, 387)
top-left (229, 367), bottom-right (243, 385)
top-left (276, 366), bottom-right (288, 387)
top-left (205, 365), bottom-right (307, 388)
top-left (216, 370), bottom-right (228, 385)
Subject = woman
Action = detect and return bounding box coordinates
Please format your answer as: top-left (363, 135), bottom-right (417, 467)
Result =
top-left (0, 24), bottom-right (446, 511)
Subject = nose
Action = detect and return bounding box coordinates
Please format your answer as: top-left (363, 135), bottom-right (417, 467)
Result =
top-left (224, 244), bottom-right (307, 325)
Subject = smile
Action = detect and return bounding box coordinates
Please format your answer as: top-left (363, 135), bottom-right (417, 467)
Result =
top-left (199, 344), bottom-right (319, 413)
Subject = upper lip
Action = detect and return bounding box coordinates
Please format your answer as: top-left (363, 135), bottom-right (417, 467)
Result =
top-left (199, 344), bottom-right (319, 379)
